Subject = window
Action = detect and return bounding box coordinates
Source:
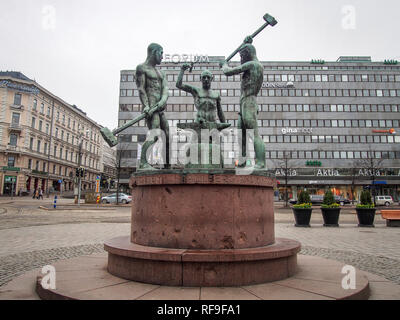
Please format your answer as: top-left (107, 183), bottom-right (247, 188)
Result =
top-left (44, 142), bottom-right (48, 155)
top-left (9, 133), bottom-right (17, 146)
top-left (8, 156), bottom-right (15, 167)
top-left (31, 117), bottom-right (36, 128)
top-left (40, 103), bottom-right (44, 114)
top-left (12, 113), bottom-right (20, 125)
top-left (46, 123), bottom-right (49, 134)
top-left (47, 106), bottom-right (51, 117)
top-left (39, 120), bottom-right (42, 131)
top-left (37, 140), bottom-right (41, 153)
top-left (28, 159), bottom-right (32, 169)
top-left (14, 93), bottom-right (22, 106)
top-left (30, 137), bottom-right (34, 149)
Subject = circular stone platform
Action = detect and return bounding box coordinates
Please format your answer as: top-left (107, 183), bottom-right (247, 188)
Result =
top-left (34, 253), bottom-right (370, 300)
top-left (104, 236), bottom-right (301, 287)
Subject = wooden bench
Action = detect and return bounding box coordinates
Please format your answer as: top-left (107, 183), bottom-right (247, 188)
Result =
top-left (380, 210), bottom-right (400, 227)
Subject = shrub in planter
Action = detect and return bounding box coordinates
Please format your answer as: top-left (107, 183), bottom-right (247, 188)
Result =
top-left (321, 190), bottom-right (341, 227)
top-left (356, 190), bottom-right (376, 227)
top-left (292, 191), bottom-right (312, 227)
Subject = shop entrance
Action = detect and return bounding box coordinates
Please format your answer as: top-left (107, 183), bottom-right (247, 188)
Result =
top-left (3, 176), bottom-right (17, 196)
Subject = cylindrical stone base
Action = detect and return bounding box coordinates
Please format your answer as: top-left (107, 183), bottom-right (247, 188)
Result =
top-left (129, 171), bottom-right (276, 249)
top-left (105, 236), bottom-right (301, 287)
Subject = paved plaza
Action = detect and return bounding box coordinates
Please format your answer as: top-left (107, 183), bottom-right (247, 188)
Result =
top-left (0, 197), bottom-right (400, 299)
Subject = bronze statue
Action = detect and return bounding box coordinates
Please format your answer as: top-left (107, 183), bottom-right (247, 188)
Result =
top-left (220, 42), bottom-right (265, 169)
top-left (136, 43), bottom-right (170, 169)
top-left (176, 64), bottom-right (226, 125)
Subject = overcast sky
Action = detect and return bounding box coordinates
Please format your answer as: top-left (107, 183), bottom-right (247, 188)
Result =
top-left (1, 0), bottom-right (399, 130)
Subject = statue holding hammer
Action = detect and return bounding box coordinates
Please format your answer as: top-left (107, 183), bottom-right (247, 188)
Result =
top-left (136, 43), bottom-right (170, 169)
top-left (220, 13), bottom-right (277, 169)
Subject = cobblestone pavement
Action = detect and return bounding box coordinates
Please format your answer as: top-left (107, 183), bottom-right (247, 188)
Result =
top-left (0, 198), bottom-right (399, 291)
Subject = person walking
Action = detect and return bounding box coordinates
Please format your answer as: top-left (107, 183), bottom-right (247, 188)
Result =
top-left (35, 189), bottom-right (39, 200)
top-left (32, 188), bottom-right (36, 199)
top-left (39, 189), bottom-right (43, 200)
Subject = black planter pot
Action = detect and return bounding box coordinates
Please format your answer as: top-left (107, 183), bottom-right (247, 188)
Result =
top-left (321, 207), bottom-right (341, 227)
top-left (356, 208), bottom-right (376, 227)
top-left (292, 208), bottom-right (313, 227)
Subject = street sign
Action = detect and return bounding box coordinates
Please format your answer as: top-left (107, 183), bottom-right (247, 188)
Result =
top-left (58, 179), bottom-right (63, 184)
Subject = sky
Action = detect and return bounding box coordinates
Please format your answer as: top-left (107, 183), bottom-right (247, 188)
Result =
top-left (1, 0), bottom-right (399, 130)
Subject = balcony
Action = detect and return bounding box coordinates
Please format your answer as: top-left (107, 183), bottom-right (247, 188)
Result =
top-left (8, 123), bottom-right (22, 132)
top-left (4, 144), bottom-right (22, 154)
top-left (10, 104), bottom-right (24, 110)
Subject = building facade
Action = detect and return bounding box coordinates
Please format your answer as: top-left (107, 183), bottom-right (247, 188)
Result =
top-left (100, 140), bottom-right (117, 191)
top-left (0, 72), bottom-right (103, 196)
top-left (117, 56), bottom-right (400, 201)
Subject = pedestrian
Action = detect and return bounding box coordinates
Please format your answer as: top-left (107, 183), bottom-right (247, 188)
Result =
top-left (39, 189), bottom-right (43, 200)
top-left (32, 189), bottom-right (36, 199)
top-left (35, 189), bottom-right (39, 200)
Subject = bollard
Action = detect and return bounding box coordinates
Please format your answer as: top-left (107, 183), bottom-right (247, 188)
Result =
top-left (54, 195), bottom-right (57, 209)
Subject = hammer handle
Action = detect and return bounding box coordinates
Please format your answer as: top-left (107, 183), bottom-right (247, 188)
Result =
top-left (226, 22), bottom-right (270, 62)
top-left (113, 113), bottom-right (146, 135)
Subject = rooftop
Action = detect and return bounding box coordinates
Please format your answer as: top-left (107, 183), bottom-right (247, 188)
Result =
top-left (0, 71), bottom-right (32, 81)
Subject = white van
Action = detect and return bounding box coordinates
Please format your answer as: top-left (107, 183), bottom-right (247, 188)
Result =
top-left (374, 196), bottom-right (393, 206)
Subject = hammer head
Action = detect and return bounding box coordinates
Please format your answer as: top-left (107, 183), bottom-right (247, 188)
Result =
top-left (101, 127), bottom-right (118, 147)
top-left (264, 13), bottom-right (278, 26)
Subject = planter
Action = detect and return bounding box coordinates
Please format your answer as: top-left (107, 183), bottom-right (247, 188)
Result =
top-left (292, 208), bottom-right (312, 227)
top-left (356, 208), bottom-right (376, 227)
top-left (321, 207), bottom-right (341, 227)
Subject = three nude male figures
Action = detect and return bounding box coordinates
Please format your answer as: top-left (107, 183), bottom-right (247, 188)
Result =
top-left (135, 41), bottom-right (265, 170)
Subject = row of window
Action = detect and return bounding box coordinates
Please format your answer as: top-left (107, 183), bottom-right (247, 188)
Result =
top-left (261, 88), bottom-right (400, 98)
top-left (158, 65), bottom-right (400, 71)
top-left (262, 74), bottom-right (400, 83)
top-left (266, 150), bottom-right (398, 160)
top-left (30, 96), bottom-right (99, 143)
top-left (118, 132), bottom-right (400, 145)
top-left (27, 159), bottom-right (95, 179)
top-left (118, 149), bottom-right (399, 161)
top-left (120, 103), bottom-right (400, 114)
top-left (260, 104), bottom-right (400, 113)
top-left (118, 118), bottom-right (400, 130)
top-left (262, 135), bottom-right (400, 144)
top-left (30, 117), bottom-right (98, 154)
top-left (28, 137), bottom-right (98, 169)
top-left (261, 119), bottom-right (400, 129)
top-left (120, 88), bottom-right (400, 98)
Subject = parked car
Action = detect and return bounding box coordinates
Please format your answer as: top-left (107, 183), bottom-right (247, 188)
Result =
top-left (101, 193), bottom-right (132, 204)
top-left (374, 195), bottom-right (393, 207)
top-left (334, 196), bottom-right (351, 205)
top-left (289, 195), bottom-right (324, 205)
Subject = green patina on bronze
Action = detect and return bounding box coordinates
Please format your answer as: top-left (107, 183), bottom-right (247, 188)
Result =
top-left (136, 43), bottom-right (170, 170)
top-left (221, 43), bottom-right (265, 169)
top-left (176, 64), bottom-right (231, 169)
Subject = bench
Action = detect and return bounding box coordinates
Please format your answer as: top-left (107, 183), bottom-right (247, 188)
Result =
top-left (380, 210), bottom-right (400, 227)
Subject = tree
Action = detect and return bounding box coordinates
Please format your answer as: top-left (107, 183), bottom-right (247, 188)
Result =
top-left (355, 148), bottom-right (385, 206)
top-left (113, 136), bottom-right (130, 205)
top-left (274, 151), bottom-right (293, 208)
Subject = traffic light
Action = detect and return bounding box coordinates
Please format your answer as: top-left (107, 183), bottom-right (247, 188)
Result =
top-left (75, 168), bottom-right (80, 177)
